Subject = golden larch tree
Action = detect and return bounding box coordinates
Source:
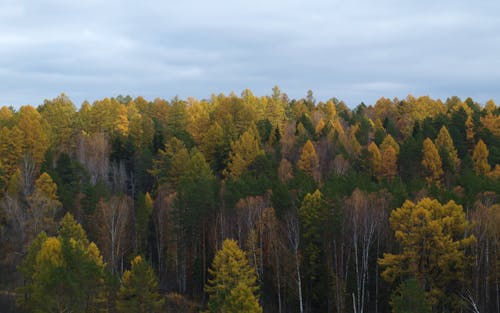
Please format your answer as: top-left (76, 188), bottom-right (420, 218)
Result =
top-left (472, 139), bottom-right (491, 175)
top-left (421, 138), bottom-right (443, 186)
top-left (297, 140), bottom-right (320, 181)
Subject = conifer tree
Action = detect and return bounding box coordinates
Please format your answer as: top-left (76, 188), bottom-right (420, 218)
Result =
top-left (17, 213), bottom-right (106, 313)
top-left (116, 255), bottom-right (165, 313)
top-left (379, 198), bottom-right (474, 310)
top-left (391, 279), bottom-right (431, 313)
top-left (435, 126), bottom-right (460, 172)
top-left (380, 134), bottom-right (400, 155)
top-left (472, 139), bottom-right (491, 175)
top-left (224, 129), bottom-right (264, 178)
top-left (205, 239), bottom-right (262, 313)
top-left (421, 138), bottom-right (443, 186)
top-left (367, 142), bottom-right (382, 178)
top-left (381, 145), bottom-right (398, 180)
top-left (297, 140), bottom-right (320, 181)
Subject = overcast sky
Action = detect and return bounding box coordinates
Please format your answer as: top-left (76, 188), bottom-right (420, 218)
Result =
top-left (1, 0), bottom-right (499, 108)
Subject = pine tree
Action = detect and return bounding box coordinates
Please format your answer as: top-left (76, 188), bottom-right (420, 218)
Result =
top-left (205, 239), bottom-right (262, 313)
top-left (116, 255), bottom-right (165, 313)
top-left (472, 139), bottom-right (491, 175)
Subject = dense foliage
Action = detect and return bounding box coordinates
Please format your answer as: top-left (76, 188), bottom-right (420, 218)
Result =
top-left (0, 90), bottom-right (499, 313)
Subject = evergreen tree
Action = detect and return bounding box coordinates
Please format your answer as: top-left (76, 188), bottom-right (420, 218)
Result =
top-left (391, 279), bottom-right (432, 313)
top-left (116, 255), bottom-right (165, 313)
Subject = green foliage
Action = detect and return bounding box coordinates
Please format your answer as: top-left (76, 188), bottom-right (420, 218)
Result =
top-left (391, 279), bottom-right (432, 313)
top-left (18, 213), bottom-right (106, 313)
top-left (116, 255), bottom-right (165, 313)
top-left (205, 239), bottom-right (262, 313)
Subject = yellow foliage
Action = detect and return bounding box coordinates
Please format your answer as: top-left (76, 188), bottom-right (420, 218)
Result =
top-left (472, 139), bottom-right (491, 175)
top-left (480, 113), bottom-right (500, 137)
top-left (421, 138), bottom-right (443, 186)
top-left (379, 198), bottom-right (474, 307)
top-left (381, 145), bottom-right (397, 180)
top-left (315, 118), bottom-right (325, 135)
top-left (297, 140), bottom-right (319, 180)
top-left (36, 237), bottom-right (63, 267)
top-left (380, 134), bottom-right (399, 155)
top-left (435, 126), bottom-right (460, 171)
top-left (367, 142), bottom-right (382, 178)
top-left (224, 129), bottom-right (264, 178)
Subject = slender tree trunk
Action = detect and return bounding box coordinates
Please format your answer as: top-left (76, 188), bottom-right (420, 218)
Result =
top-left (295, 248), bottom-right (303, 313)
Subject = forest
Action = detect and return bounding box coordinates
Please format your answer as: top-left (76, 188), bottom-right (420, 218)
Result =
top-left (0, 88), bottom-right (499, 313)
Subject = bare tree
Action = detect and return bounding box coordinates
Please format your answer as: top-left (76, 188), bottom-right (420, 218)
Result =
top-left (346, 189), bottom-right (388, 313)
top-left (97, 195), bottom-right (132, 275)
top-left (76, 132), bottom-right (110, 185)
top-left (285, 213), bottom-right (303, 313)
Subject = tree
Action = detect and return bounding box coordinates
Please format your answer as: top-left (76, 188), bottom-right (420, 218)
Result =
top-left (116, 255), bottom-right (165, 313)
top-left (380, 134), bottom-right (400, 155)
top-left (367, 142), bottom-right (382, 178)
top-left (472, 139), bottom-right (491, 176)
top-left (16, 105), bottom-right (49, 167)
top-left (435, 126), bottom-right (460, 172)
top-left (421, 138), bottom-right (443, 186)
top-left (205, 239), bottom-right (262, 313)
top-left (18, 213), bottom-right (106, 313)
top-left (381, 145), bottom-right (398, 180)
top-left (297, 140), bottom-right (320, 181)
top-left (224, 129), bottom-right (264, 178)
top-left (347, 189), bottom-right (388, 313)
top-left (379, 198), bottom-right (474, 310)
top-left (27, 172), bottom-right (62, 236)
top-left (38, 93), bottom-right (77, 153)
top-left (97, 195), bottom-right (132, 274)
top-left (391, 279), bottom-right (432, 313)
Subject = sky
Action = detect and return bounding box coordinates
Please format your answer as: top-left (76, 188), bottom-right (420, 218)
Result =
top-left (1, 0), bottom-right (499, 108)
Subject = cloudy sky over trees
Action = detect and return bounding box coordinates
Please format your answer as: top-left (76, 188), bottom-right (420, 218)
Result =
top-left (1, 0), bottom-right (499, 107)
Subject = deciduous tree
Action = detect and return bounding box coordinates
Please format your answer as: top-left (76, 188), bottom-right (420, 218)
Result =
top-left (379, 198), bottom-right (474, 309)
top-left (205, 239), bottom-right (262, 313)
top-left (421, 138), bottom-right (443, 186)
top-left (472, 139), bottom-right (491, 175)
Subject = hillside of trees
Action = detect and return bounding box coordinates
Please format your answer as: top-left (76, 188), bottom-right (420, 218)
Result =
top-left (0, 88), bottom-right (499, 313)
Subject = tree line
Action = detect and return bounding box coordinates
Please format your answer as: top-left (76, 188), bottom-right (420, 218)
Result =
top-left (0, 89), bottom-right (499, 312)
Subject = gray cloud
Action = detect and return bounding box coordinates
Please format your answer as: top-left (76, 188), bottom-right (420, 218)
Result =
top-left (0, 0), bottom-right (499, 107)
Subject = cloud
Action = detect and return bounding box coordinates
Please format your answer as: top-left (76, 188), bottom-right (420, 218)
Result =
top-left (0, 0), bottom-right (499, 107)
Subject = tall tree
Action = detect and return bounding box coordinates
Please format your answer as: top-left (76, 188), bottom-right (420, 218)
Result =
top-left (472, 139), bottom-right (491, 176)
top-left (18, 213), bottom-right (106, 313)
top-left (205, 239), bottom-right (262, 313)
top-left (421, 138), bottom-right (443, 186)
top-left (297, 140), bottom-right (320, 181)
top-left (116, 255), bottom-right (165, 313)
top-left (367, 142), bottom-right (382, 179)
top-left (224, 128), bottom-right (264, 178)
top-left (97, 195), bottom-right (132, 274)
top-left (379, 198), bottom-right (474, 310)
top-left (435, 126), bottom-right (460, 173)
